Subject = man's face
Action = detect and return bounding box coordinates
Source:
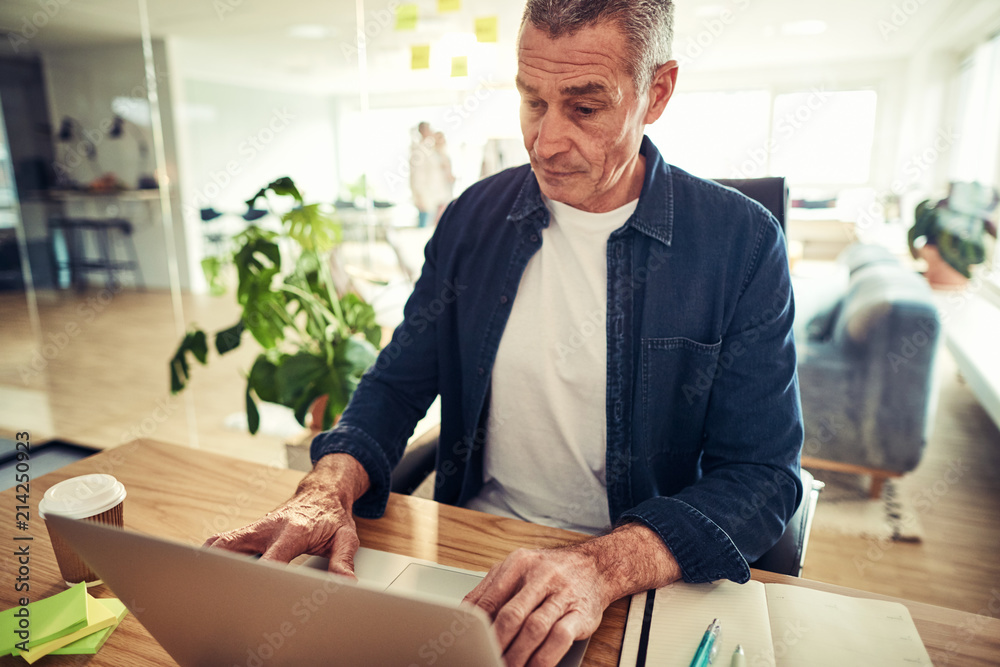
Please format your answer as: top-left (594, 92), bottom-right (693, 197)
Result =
top-left (517, 22), bottom-right (651, 213)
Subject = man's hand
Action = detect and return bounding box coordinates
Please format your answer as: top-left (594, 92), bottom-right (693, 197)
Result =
top-left (463, 522), bottom-right (681, 667)
top-left (203, 453), bottom-right (370, 577)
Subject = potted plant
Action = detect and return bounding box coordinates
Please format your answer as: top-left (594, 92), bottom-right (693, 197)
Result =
top-left (169, 177), bottom-right (381, 434)
top-left (908, 181), bottom-right (998, 289)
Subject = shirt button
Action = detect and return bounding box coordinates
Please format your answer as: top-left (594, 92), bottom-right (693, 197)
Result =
top-left (500, 295), bottom-right (508, 304)
top-left (478, 367), bottom-right (485, 376)
top-left (530, 234), bottom-right (539, 243)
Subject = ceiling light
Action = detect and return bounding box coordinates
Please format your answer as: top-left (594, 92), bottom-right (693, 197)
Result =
top-left (288, 24), bottom-right (332, 40)
top-left (780, 20), bottom-right (828, 36)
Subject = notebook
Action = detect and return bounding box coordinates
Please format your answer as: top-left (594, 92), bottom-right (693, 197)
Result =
top-left (619, 579), bottom-right (933, 667)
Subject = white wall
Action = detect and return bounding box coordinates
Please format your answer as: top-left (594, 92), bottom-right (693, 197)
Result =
top-left (169, 54), bottom-right (340, 292)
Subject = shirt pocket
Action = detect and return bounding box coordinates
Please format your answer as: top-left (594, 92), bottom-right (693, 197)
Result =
top-left (641, 337), bottom-right (722, 461)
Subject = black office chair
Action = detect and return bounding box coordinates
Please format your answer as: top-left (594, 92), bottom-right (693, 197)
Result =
top-left (714, 177), bottom-right (789, 233)
top-left (390, 425), bottom-right (823, 578)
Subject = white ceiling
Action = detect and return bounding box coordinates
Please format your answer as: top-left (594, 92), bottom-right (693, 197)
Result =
top-left (2, 0), bottom-right (999, 94)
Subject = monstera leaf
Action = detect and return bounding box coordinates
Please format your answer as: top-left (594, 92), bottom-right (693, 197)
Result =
top-left (169, 176), bottom-right (382, 436)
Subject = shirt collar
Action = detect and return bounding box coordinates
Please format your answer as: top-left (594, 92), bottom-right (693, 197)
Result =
top-left (507, 135), bottom-right (674, 247)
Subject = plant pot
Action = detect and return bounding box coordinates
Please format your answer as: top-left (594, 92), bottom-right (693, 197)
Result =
top-left (306, 395), bottom-right (341, 432)
top-left (918, 244), bottom-right (968, 290)
top-left (285, 396), bottom-right (340, 472)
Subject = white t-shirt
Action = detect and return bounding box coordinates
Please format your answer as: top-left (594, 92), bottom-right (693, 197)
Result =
top-left (465, 195), bottom-right (639, 533)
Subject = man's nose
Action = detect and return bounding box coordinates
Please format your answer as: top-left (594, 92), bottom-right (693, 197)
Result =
top-left (533, 111), bottom-right (571, 160)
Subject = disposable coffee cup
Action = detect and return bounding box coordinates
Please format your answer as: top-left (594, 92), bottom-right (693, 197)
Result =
top-left (38, 474), bottom-right (126, 587)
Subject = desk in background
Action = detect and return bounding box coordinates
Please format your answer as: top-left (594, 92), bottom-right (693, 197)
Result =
top-left (1, 440), bottom-right (998, 666)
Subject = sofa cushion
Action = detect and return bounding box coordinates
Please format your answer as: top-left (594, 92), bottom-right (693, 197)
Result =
top-left (838, 243), bottom-right (899, 275)
top-left (832, 262), bottom-right (935, 346)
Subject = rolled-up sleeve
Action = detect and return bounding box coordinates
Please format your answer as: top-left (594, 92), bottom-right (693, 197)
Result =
top-left (310, 213), bottom-right (446, 518)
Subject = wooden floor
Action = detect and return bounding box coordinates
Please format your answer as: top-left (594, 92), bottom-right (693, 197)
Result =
top-left (2, 287), bottom-right (999, 617)
top-left (0, 287), bottom-right (287, 467)
top-left (803, 346), bottom-right (1000, 616)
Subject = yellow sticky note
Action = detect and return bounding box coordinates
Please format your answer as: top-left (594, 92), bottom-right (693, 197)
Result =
top-left (395, 3), bottom-right (418, 31)
top-left (50, 598), bottom-right (129, 655)
top-left (437, 0), bottom-right (461, 12)
top-left (411, 45), bottom-right (430, 70)
top-left (475, 16), bottom-right (498, 43)
top-left (17, 595), bottom-right (118, 664)
top-left (451, 56), bottom-right (468, 77)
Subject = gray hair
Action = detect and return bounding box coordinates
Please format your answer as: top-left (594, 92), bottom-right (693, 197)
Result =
top-left (520, 0), bottom-right (674, 94)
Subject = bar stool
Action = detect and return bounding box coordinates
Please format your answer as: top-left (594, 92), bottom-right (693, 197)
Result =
top-left (50, 218), bottom-right (145, 290)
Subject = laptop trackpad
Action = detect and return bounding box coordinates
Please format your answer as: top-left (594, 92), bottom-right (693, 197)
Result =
top-left (384, 564), bottom-right (589, 667)
top-left (385, 563), bottom-right (484, 606)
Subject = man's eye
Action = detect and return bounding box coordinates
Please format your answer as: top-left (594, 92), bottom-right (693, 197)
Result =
top-left (576, 106), bottom-right (596, 116)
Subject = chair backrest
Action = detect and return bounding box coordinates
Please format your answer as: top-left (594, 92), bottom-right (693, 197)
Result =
top-left (714, 177), bottom-right (788, 232)
top-left (748, 468), bottom-right (823, 577)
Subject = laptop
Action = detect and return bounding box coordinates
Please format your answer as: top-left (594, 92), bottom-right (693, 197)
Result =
top-left (46, 515), bottom-right (589, 666)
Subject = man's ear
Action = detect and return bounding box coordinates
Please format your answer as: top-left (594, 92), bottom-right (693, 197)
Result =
top-left (644, 61), bottom-right (679, 125)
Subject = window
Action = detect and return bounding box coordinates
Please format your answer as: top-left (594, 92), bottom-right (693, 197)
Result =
top-left (949, 33), bottom-right (1000, 187)
top-left (769, 90), bottom-right (877, 186)
top-left (948, 33), bottom-right (1000, 290)
top-left (647, 90), bottom-right (771, 179)
top-left (647, 88), bottom-right (878, 188)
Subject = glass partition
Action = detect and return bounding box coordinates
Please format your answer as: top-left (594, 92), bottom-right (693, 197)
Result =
top-left (122, 0), bottom-right (532, 467)
top-left (0, 0), bottom-right (193, 472)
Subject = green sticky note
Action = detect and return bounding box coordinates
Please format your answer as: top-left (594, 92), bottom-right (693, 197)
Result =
top-left (395, 3), bottom-right (418, 31)
top-left (451, 56), bottom-right (468, 77)
top-left (475, 16), bottom-right (498, 43)
top-left (0, 583), bottom-right (88, 655)
top-left (411, 45), bottom-right (431, 70)
top-left (437, 0), bottom-right (461, 11)
top-left (17, 594), bottom-right (119, 663)
top-left (50, 598), bottom-right (129, 655)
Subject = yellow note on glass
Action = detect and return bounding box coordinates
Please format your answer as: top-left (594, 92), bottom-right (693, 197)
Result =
top-left (395, 3), bottom-right (418, 31)
top-left (451, 56), bottom-right (468, 77)
top-left (475, 16), bottom-right (498, 43)
top-left (411, 45), bottom-right (430, 70)
top-left (437, 0), bottom-right (461, 12)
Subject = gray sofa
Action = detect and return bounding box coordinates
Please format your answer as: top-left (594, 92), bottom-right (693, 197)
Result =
top-left (796, 244), bottom-right (941, 497)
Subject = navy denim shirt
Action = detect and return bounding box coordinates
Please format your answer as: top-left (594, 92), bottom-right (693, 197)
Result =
top-left (313, 136), bottom-right (803, 584)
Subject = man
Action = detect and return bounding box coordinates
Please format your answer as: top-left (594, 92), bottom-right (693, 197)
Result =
top-left (410, 122), bottom-right (451, 227)
top-left (207, 2), bottom-right (803, 666)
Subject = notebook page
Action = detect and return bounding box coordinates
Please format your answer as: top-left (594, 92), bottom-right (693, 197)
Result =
top-left (620, 580), bottom-right (775, 667)
top-left (764, 583), bottom-right (932, 666)
top-left (618, 591), bottom-right (648, 666)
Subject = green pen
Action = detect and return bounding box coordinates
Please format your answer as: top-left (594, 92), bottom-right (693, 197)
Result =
top-left (689, 618), bottom-right (721, 667)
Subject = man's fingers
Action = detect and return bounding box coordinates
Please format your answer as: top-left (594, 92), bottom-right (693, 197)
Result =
top-left (204, 519), bottom-right (275, 555)
top-left (260, 532), bottom-right (309, 564)
top-left (525, 611), bottom-right (583, 667)
top-left (327, 524), bottom-right (361, 578)
top-left (468, 554), bottom-right (530, 620)
top-left (463, 565), bottom-right (500, 610)
top-left (493, 585), bottom-right (553, 654)
top-left (501, 596), bottom-right (571, 666)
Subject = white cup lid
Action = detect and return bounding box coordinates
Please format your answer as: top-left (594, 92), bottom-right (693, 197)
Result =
top-left (39, 474), bottom-right (126, 520)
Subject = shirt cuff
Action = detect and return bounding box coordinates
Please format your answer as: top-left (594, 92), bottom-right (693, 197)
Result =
top-left (618, 497), bottom-right (751, 584)
top-left (309, 425), bottom-right (393, 518)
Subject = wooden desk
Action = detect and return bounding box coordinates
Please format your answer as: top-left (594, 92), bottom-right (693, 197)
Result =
top-left (2, 440), bottom-right (998, 666)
